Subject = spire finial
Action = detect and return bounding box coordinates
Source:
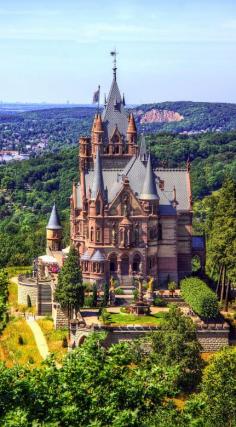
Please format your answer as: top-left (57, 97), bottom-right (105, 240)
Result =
top-left (110, 49), bottom-right (118, 80)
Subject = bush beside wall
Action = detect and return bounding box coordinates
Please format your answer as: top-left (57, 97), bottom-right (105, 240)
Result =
top-left (181, 277), bottom-right (219, 319)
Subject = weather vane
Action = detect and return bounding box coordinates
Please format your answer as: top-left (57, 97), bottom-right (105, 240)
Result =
top-left (110, 48), bottom-right (118, 79)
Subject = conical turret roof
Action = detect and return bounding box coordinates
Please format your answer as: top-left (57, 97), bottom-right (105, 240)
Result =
top-left (102, 73), bottom-right (128, 141)
top-left (91, 148), bottom-right (105, 200)
top-left (139, 155), bottom-right (159, 200)
top-left (127, 113), bottom-right (137, 134)
top-left (139, 134), bottom-right (148, 161)
top-left (46, 203), bottom-right (62, 230)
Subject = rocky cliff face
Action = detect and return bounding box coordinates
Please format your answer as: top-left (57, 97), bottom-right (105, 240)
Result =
top-left (136, 108), bottom-right (184, 124)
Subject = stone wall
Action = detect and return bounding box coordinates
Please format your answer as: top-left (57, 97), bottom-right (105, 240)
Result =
top-left (52, 305), bottom-right (69, 329)
top-left (18, 276), bottom-right (38, 308)
top-left (72, 323), bottom-right (229, 352)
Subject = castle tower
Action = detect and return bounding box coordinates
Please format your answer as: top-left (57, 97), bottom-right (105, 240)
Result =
top-left (46, 203), bottom-right (62, 253)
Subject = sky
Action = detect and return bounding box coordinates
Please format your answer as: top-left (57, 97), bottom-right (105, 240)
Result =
top-left (0, 0), bottom-right (236, 104)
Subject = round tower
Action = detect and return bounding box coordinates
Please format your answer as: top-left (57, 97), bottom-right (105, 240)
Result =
top-left (46, 203), bottom-right (62, 253)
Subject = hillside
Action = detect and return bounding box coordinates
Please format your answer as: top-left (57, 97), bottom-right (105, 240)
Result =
top-left (1, 101), bottom-right (236, 154)
top-left (133, 101), bottom-right (236, 133)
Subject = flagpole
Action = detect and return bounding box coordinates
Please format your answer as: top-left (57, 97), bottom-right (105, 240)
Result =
top-left (97, 85), bottom-right (100, 114)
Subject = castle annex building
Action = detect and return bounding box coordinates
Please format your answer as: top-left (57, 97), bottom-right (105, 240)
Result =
top-left (68, 63), bottom-right (204, 286)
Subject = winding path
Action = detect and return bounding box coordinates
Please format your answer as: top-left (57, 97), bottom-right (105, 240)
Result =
top-left (26, 316), bottom-right (49, 360)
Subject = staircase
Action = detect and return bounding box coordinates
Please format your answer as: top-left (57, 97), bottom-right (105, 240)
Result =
top-left (115, 276), bottom-right (136, 306)
top-left (38, 281), bottom-right (52, 315)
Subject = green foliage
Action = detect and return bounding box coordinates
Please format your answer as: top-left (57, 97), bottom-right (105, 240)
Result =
top-left (181, 277), bottom-right (219, 319)
top-left (0, 270), bottom-right (9, 333)
top-left (150, 305), bottom-right (203, 390)
top-left (100, 308), bottom-right (112, 325)
top-left (55, 247), bottom-right (84, 317)
top-left (168, 281), bottom-right (177, 296)
top-left (148, 130), bottom-right (236, 199)
top-left (184, 347), bottom-right (236, 427)
top-left (153, 297), bottom-right (167, 307)
top-left (0, 333), bottom-right (181, 426)
top-left (114, 287), bottom-right (125, 295)
top-left (101, 282), bottom-right (109, 306)
top-left (91, 283), bottom-right (97, 307)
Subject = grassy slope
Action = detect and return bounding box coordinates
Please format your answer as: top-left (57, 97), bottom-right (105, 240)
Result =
top-left (0, 317), bottom-right (42, 367)
top-left (37, 318), bottom-right (68, 363)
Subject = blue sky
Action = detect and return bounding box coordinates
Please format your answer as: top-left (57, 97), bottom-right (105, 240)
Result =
top-left (0, 0), bottom-right (236, 104)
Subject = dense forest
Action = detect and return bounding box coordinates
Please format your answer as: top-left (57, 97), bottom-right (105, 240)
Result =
top-left (0, 130), bottom-right (235, 269)
top-left (134, 101), bottom-right (236, 133)
top-left (1, 101), bottom-right (236, 154)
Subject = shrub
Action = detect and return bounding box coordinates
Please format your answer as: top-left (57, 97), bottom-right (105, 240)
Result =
top-left (168, 281), bottom-right (177, 297)
top-left (120, 306), bottom-right (131, 313)
top-left (100, 308), bottom-right (112, 325)
top-left (181, 277), bottom-right (219, 319)
top-left (114, 287), bottom-right (124, 295)
top-left (153, 297), bottom-right (167, 307)
top-left (133, 289), bottom-right (138, 301)
top-left (84, 296), bottom-right (94, 308)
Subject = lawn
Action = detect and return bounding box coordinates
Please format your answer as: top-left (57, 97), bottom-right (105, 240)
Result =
top-left (0, 317), bottom-right (42, 367)
top-left (108, 312), bottom-right (165, 325)
top-left (37, 318), bottom-right (68, 363)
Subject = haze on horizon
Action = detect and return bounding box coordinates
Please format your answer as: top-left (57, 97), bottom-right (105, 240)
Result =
top-left (0, 0), bottom-right (236, 105)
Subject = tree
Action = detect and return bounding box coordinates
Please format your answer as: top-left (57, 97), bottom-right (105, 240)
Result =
top-left (0, 270), bottom-right (8, 332)
top-left (150, 305), bottom-right (203, 390)
top-left (91, 283), bottom-right (97, 307)
top-left (101, 282), bottom-right (109, 306)
top-left (185, 347), bottom-right (236, 427)
top-left (55, 247), bottom-right (84, 320)
top-left (168, 281), bottom-right (177, 297)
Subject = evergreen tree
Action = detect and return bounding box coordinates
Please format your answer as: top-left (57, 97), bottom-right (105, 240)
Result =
top-left (91, 283), bottom-right (97, 307)
top-left (55, 247), bottom-right (84, 319)
top-left (208, 178), bottom-right (236, 283)
top-left (102, 282), bottom-right (109, 306)
top-left (0, 269), bottom-right (9, 332)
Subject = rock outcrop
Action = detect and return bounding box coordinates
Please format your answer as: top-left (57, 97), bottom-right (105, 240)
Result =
top-left (136, 108), bottom-right (184, 124)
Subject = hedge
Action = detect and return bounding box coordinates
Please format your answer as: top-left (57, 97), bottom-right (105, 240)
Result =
top-left (180, 277), bottom-right (219, 319)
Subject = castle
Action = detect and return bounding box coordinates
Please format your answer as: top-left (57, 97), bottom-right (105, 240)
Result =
top-left (66, 62), bottom-right (204, 287)
top-left (18, 60), bottom-right (205, 316)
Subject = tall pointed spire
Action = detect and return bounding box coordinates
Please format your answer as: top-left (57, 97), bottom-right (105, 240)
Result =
top-left (46, 203), bottom-right (62, 229)
top-left (102, 51), bottom-right (128, 142)
top-left (91, 148), bottom-right (105, 200)
top-left (139, 155), bottom-right (158, 200)
top-left (139, 134), bottom-right (148, 162)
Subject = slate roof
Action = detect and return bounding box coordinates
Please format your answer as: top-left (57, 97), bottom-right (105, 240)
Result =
top-left (76, 156), bottom-right (190, 215)
top-left (80, 250), bottom-right (91, 261)
top-left (91, 148), bottom-right (105, 200)
top-left (91, 250), bottom-right (106, 262)
top-left (140, 155), bottom-right (159, 200)
top-left (102, 76), bottom-right (128, 142)
top-left (139, 134), bottom-right (148, 161)
top-left (46, 203), bottom-right (62, 230)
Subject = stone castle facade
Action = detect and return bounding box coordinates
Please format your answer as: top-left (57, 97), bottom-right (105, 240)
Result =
top-left (66, 65), bottom-right (203, 286)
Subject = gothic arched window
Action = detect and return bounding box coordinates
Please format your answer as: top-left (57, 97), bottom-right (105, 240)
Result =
top-left (96, 227), bottom-right (101, 242)
top-left (90, 227), bottom-right (94, 242)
